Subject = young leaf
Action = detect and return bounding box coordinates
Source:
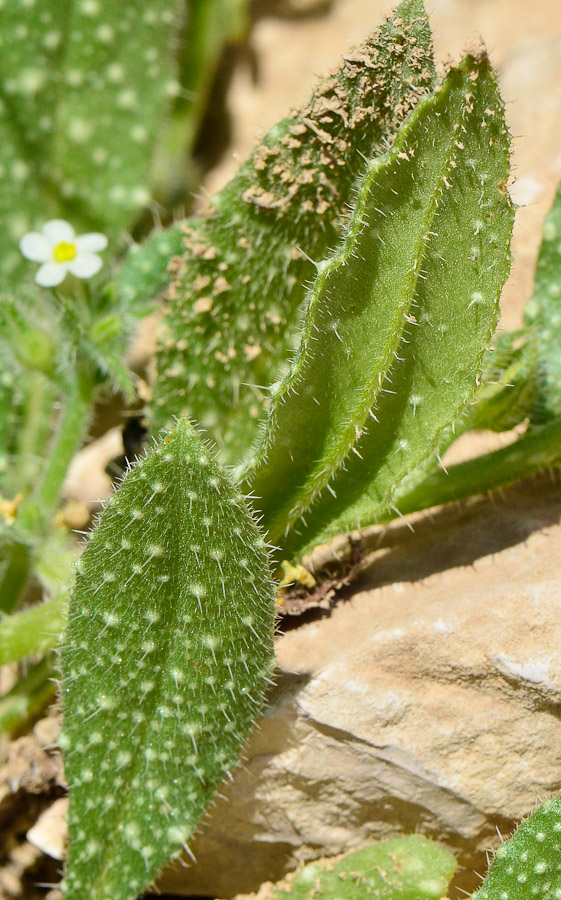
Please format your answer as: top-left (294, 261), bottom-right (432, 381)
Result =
top-left (0, 655), bottom-right (57, 736)
top-left (0, 370), bottom-right (12, 489)
top-left (3, 370), bottom-right (57, 505)
top-left (473, 797), bottom-right (561, 900)
top-left (462, 330), bottom-right (539, 433)
top-left (0, 291), bottom-right (58, 381)
top-left (248, 52), bottom-right (513, 559)
top-left (272, 835), bottom-right (456, 900)
top-left (524, 179), bottom-right (561, 422)
top-left (111, 224), bottom-right (186, 317)
top-left (151, 0), bottom-right (437, 463)
top-left (60, 416), bottom-right (275, 900)
top-left (0, 527), bottom-right (34, 615)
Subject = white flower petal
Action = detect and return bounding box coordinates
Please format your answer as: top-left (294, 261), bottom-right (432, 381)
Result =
top-left (35, 262), bottom-right (68, 287)
top-left (68, 253), bottom-right (102, 279)
top-left (75, 232), bottom-right (108, 254)
top-left (42, 219), bottom-right (75, 243)
top-left (19, 232), bottom-right (51, 262)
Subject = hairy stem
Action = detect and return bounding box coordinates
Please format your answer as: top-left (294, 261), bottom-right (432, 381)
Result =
top-left (0, 591), bottom-right (67, 664)
top-left (20, 365), bottom-right (94, 533)
top-left (8, 371), bottom-right (55, 498)
top-left (0, 536), bottom-right (33, 615)
top-left (0, 655), bottom-right (57, 736)
top-left (388, 420), bottom-right (561, 520)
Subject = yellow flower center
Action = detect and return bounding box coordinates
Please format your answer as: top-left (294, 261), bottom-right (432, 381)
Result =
top-left (53, 240), bottom-right (77, 263)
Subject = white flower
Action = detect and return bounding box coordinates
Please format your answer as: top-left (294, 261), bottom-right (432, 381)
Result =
top-left (19, 219), bottom-right (108, 287)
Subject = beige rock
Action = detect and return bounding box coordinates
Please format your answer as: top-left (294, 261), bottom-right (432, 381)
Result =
top-left (0, 731), bottom-right (64, 899)
top-left (62, 426), bottom-right (122, 507)
top-left (159, 474), bottom-right (561, 898)
top-left (27, 798), bottom-right (68, 861)
top-left (32, 716), bottom-right (62, 751)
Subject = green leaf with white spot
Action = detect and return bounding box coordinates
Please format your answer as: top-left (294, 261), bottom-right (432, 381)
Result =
top-left (524, 179), bottom-right (561, 422)
top-left (0, 0), bottom-right (181, 284)
top-left (150, 0), bottom-right (437, 464)
top-left (52, 0), bottom-right (182, 241)
top-left (272, 835), bottom-right (456, 900)
top-left (243, 53), bottom-right (513, 558)
top-left (60, 416), bottom-right (276, 900)
top-left (0, 0), bottom-right (62, 283)
top-left (473, 797), bottom-right (561, 900)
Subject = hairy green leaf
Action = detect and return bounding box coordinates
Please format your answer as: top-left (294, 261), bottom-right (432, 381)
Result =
top-left (252, 53), bottom-right (513, 559)
top-left (272, 835), bottom-right (456, 900)
top-left (399, 326), bottom-right (541, 510)
top-left (0, 1), bottom-right (61, 284)
top-left (53, 1), bottom-right (181, 240)
top-left (524, 179), bottom-right (561, 422)
top-left (60, 416), bottom-right (275, 900)
top-left (473, 797), bottom-right (561, 900)
top-left (151, 0), bottom-right (437, 463)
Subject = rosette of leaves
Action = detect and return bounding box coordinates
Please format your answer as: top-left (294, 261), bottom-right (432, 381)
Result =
top-left (54, 2), bottom-right (521, 898)
top-left (59, 42), bottom-right (514, 900)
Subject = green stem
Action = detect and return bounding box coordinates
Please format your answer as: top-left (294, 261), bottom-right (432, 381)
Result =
top-left (38, 369), bottom-right (93, 514)
top-left (0, 591), bottom-right (67, 664)
top-left (0, 655), bottom-right (57, 736)
top-left (151, 0), bottom-right (248, 207)
top-left (20, 366), bottom-right (95, 532)
top-left (0, 534), bottom-right (33, 614)
top-left (387, 420), bottom-right (561, 521)
top-left (7, 371), bottom-right (55, 498)
top-left (0, 376), bottom-right (13, 489)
